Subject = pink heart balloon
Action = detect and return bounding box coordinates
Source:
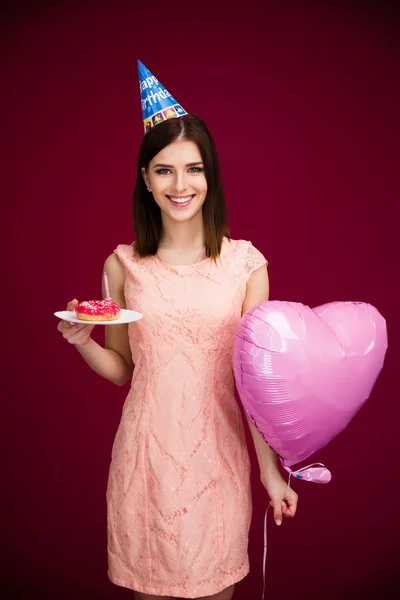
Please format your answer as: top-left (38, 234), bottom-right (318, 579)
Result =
top-left (233, 301), bottom-right (387, 480)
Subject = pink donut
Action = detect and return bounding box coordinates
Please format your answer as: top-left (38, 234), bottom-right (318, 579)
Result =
top-left (75, 300), bottom-right (120, 321)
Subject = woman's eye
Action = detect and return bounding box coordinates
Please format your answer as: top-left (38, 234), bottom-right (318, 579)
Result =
top-left (155, 167), bottom-right (204, 175)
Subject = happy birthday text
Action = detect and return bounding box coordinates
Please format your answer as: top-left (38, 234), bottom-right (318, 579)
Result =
top-left (140, 75), bottom-right (171, 111)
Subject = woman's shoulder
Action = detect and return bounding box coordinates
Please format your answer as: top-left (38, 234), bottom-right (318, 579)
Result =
top-left (225, 237), bottom-right (268, 272)
top-left (224, 237), bottom-right (261, 254)
top-left (113, 242), bottom-right (136, 261)
top-left (223, 237), bottom-right (248, 250)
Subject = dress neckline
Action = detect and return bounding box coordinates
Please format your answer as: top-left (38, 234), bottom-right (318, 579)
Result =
top-left (151, 237), bottom-right (228, 269)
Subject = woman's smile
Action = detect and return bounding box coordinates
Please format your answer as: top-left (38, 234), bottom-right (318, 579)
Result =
top-left (165, 194), bottom-right (195, 207)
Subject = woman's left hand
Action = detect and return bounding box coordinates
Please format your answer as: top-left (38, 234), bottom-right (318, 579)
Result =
top-left (261, 472), bottom-right (298, 526)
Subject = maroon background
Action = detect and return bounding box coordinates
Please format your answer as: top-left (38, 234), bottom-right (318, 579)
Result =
top-left (1, 1), bottom-right (399, 599)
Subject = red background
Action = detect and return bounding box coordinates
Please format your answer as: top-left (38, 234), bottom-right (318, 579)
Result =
top-left (1, 1), bottom-right (399, 599)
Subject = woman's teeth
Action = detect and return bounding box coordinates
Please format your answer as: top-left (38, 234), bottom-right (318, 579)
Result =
top-left (168, 195), bottom-right (194, 205)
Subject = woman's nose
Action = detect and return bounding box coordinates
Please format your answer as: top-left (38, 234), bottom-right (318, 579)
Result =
top-left (172, 172), bottom-right (187, 193)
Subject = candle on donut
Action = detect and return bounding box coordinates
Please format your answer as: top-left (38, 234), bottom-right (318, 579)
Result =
top-left (103, 271), bottom-right (111, 300)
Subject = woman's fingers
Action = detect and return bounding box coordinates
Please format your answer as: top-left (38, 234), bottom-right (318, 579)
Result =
top-left (58, 321), bottom-right (93, 342)
top-left (58, 299), bottom-right (94, 346)
top-left (66, 298), bottom-right (79, 311)
top-left (282, 496), bottom-right (297, 518)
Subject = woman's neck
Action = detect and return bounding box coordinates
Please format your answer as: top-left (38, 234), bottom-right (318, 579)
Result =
top-left (159, 215), bottom-right (205, 249)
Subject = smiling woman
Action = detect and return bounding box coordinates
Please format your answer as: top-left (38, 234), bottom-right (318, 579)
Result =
top-left (58, 112), bottom-right (295, 600)
top-left (134, 115), bottom-right (230, 262)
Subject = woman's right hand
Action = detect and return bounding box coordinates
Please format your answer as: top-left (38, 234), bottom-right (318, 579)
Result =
top-left (57, 299), bottom-right (95, 347)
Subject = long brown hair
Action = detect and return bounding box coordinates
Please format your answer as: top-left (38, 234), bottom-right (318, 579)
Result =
top-left (133, 114), bottom-right (230, 260)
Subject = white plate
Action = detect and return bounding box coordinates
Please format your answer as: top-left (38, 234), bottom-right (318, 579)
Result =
top-left (54, 309), bottom-right (143, 325)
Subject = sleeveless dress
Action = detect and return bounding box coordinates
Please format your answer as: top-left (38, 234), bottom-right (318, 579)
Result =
top-left (107, 237), bottom-right (267, 598)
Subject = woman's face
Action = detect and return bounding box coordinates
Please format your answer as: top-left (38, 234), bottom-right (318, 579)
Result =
top-left (142, 139), bottom-right (208, 224)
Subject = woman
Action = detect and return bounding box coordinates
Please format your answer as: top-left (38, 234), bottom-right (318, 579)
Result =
top-left (58, 114), bottom-right (298, 600)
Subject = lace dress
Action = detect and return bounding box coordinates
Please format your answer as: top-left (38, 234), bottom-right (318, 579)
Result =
top-left (107, 237), bottom-right (267, 598)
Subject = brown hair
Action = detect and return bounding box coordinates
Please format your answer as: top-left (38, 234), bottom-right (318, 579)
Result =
top-left (133, 114), bottom-right (230, 261)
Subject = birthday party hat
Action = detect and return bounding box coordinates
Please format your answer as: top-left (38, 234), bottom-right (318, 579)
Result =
top-left (138, 60), bottom-right (187, 133)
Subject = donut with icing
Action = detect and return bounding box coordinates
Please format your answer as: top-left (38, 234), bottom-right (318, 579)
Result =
top-left (75, 299), bottom-right (120, 321)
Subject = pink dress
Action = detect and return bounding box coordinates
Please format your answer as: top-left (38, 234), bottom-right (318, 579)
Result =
top-left (107, 237), bottom-right (267, 598)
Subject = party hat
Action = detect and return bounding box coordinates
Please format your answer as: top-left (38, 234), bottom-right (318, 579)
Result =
top-left (138, 60), bottom-right (187, 133)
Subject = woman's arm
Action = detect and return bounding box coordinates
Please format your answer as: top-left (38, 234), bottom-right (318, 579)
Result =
top-left (245, 414), bottom-right (280, 477)
top-left (241, 265), bottom-right (280, 476)
top-left (241, 264), bottom-right (298, 524)
top-left (72, 253), bottom-right (133, 386)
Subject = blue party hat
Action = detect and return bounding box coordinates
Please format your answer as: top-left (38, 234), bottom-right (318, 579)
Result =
top-left (138, 60), bottom-right (187, 133)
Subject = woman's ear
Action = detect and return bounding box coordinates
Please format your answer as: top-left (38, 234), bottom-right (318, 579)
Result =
top-left (141, 167), bottom-right (150, 190)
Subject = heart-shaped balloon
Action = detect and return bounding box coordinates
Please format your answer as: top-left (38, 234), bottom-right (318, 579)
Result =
top-left (233, 301), bottom-right (387, 482)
